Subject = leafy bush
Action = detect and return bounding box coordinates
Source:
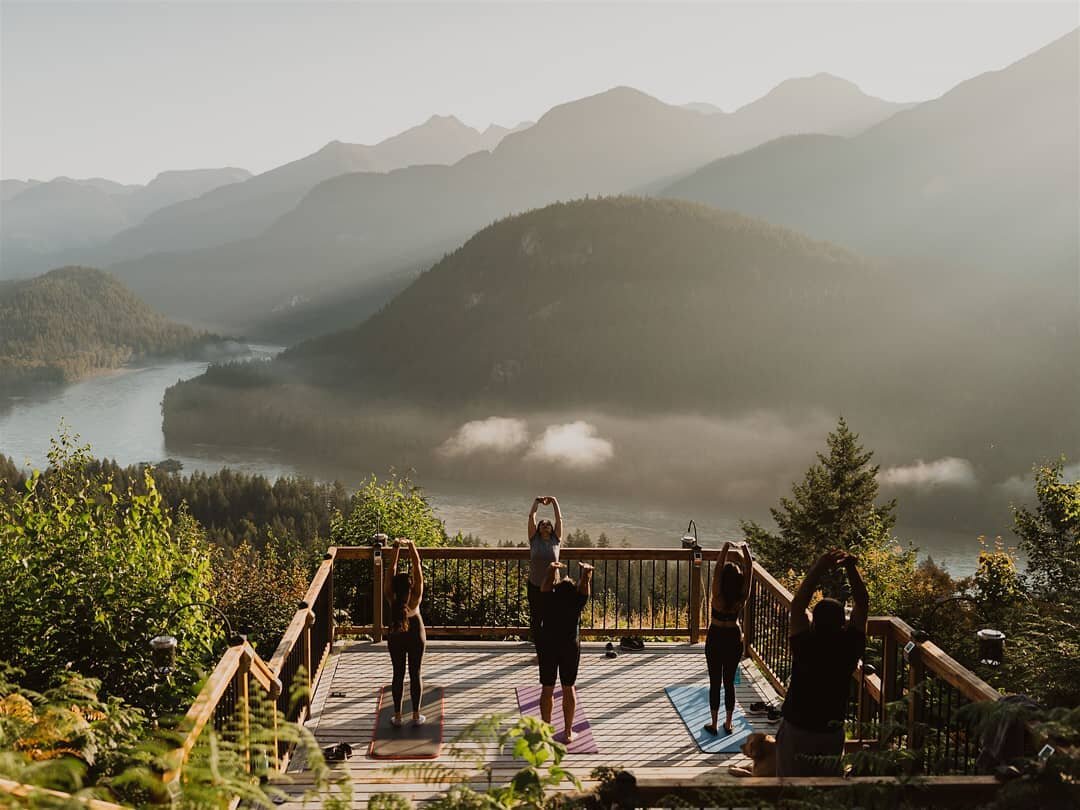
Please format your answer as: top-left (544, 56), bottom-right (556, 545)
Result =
top-left (0, 435), bottom-right (215, 710)
top-left (332, 474), bottom-right (450, 548)
top-left (210, 541), bottom-right (310, 657)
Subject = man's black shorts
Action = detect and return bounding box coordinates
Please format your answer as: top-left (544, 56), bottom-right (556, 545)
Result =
top-left (538, 639), bottom-right (581, 687)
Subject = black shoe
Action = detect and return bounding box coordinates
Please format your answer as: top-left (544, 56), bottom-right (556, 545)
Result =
top-left (605, 641), bottom-right (618, 659)
top-left (323, 742), bottom-right (352, 761)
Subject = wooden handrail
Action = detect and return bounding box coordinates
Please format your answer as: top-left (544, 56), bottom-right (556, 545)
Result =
top-left (164, 644), bottom-right (246, 783)
top-left (0, 778), bottom-right (129, 809)
top-left (268, 606), bottom-right (314, 678)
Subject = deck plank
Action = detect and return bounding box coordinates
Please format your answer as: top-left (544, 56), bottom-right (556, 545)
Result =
top-left (273, 640), bottom-right (781, 807)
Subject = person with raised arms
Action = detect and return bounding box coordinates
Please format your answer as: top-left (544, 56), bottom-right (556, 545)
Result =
top-left (384, 537), bottom-right (427, 727)
top-left (526, 496), bottom-right (563, 660)
top-left (777, 549), bottom-right (869, 775)
top-left (704, 540), bottom-right (754, 736)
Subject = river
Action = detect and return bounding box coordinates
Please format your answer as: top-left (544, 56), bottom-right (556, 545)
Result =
top-left (0, 356), bottom-right (992, 576)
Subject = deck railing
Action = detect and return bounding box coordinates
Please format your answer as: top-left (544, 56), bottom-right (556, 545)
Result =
top-left (136, 544), bottom-right (1006, 792)
top-left (744, 562), bottom-right (1001, 775)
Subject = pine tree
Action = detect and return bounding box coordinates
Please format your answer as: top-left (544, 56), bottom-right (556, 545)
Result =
top-left (741, 417), bottom-right (897, 581)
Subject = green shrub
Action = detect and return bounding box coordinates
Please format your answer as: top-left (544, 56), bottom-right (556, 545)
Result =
top-left (0, 435), bottom-right (215, 710)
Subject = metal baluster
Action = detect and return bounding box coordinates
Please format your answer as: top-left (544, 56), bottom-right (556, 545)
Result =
top-left (603, 559), bottom-right (609, 630)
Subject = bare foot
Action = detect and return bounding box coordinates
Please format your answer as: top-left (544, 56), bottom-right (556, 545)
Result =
top-left (565, 728), bottom-right (575, 743)
top-left (703, 723), bottom-right (718, 735)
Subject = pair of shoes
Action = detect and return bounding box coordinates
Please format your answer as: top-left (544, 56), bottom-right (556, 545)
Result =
top-left (747, 700), bottom-right (778, 713)
top-left (604, 642), bottom-right (618, 659)
top-left (322, 742), bottom-right (353, 761)
top-left (619, 637), bottom-right (644, 651)
top-left (746, 701), bottom-right (781, 721)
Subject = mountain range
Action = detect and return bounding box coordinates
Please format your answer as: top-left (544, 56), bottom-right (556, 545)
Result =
top-left (0, 117), bottom-right (531, 280)
top-left (0, 169), bottom-right (251, 275)
top-left (664, 29), bottom-right (1079, 290)
top-left (99, 75), bottom-right (912, 334)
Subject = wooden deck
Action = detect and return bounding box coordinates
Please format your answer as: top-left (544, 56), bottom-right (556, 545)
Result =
top-left (272, 640), bottom-right (781, 807)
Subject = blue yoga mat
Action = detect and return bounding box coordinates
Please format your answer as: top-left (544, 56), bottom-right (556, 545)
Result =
top-left (665, 685), bottom-right (753, 754)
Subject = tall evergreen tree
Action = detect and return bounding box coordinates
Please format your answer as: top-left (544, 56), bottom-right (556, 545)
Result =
top-left (741, 417), bottom-right (897, 582)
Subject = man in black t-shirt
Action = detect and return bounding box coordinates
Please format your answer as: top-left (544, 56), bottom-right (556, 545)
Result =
top-left (538, 560), bottom-right (594, 742)
top-left (777, 550), bottom-right (869, 776)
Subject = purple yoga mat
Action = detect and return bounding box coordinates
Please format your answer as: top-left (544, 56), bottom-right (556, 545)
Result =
top-left (515, 685), bottom-right (599, 754)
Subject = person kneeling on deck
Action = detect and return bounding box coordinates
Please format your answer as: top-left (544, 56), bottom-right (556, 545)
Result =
top-left (777, 550), bottom-right (869, 776)
top-left (538, 559), bottom-right (593, 742)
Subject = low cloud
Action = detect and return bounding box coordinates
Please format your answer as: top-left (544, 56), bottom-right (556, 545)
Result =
top-left (878, 457), bottom-right (977, 490)
top-left (526, 421), bottom-right (614, 469)
top-left (439, 417), bottom-right (528, 457)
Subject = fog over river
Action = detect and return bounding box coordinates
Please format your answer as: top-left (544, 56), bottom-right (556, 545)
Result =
top-left (0, 355), bottom-right (999, 577)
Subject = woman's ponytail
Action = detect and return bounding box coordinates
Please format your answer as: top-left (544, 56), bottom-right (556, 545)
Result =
top-left (390, 572), bottom-right (412, 634)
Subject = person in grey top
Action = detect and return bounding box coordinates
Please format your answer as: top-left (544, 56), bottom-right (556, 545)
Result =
top-left (527, 496), bottom-right (562, 660)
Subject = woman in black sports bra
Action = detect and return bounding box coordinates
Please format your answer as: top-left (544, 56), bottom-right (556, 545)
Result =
top-left (704, 540), bottom-right (754, 735)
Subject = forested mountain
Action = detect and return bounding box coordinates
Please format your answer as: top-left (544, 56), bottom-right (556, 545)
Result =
top-left (106, 78), bottom-right (909, 335)
top-left (0, 168), bottom-right (250, 278)
top-left (664, 29), bottom-right (1079, 290)
top-left (162, 197), bottom-right (1076, 486)
top-left (79, 116), bottom-right (533, 270)
top-left (0, 266), bottom-right (221, 390)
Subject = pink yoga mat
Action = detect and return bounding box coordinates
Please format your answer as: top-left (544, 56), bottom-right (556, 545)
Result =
top-left (515, 685), bottom-right (599, 754)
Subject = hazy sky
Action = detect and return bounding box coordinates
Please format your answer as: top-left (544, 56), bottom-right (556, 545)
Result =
top-left (2, 1), bottom-right (1077, 184)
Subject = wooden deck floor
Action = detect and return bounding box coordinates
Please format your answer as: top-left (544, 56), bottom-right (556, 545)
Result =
top-left (273, 640), bottom-right (781, 807)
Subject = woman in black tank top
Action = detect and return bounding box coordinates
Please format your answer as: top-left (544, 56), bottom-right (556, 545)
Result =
top-left (704, 541), bottom-right (754, 735)
top-left (385, 538), bottom-right (427, 727)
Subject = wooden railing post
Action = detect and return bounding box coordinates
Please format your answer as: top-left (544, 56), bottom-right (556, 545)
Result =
top-left (325, 550), bottom-right (335, 644)
top-left (373, 546), bottom-right (384, 643)
top-left (238, 648), bottom-right (252, 774)
top-left (689, 548), bottom-right (703, 644)
top-left (302, 604), bottom-right (314, 706)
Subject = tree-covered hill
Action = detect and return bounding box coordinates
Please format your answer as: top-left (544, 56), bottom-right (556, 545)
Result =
top-left (0, 266), bottom-right (218, 390)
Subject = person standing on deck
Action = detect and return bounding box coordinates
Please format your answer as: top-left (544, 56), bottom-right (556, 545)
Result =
top-left (776, 550), bottom-right (869, 775)
top-left (704, 540), bottom-right (754, 736)
top-left (384, 538), bottom-right (427, 727)
top-left (538, 560), bottom-right (594, 742)
top-left (527, 496), bottom-right (563, 661)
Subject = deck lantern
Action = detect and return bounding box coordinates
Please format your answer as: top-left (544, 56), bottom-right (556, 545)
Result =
top-left (681, 520), bottom-right (699, 551)
top-left (977, 628), bottom-right (1006, 667)
top-left (911, 595), bottom-right (1006, 667)
top-left (150, 634), bottom-right (178, 676)
top-left (149, 602), bottom-right (241, 676)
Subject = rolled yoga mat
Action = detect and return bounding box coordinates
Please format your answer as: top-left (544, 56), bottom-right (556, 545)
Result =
top-left (664, 684), bottom-right (752, 754)
top-left (515, 685), bottom-right (599, 754)
top-left (369, 685), bottom-right (444, 759)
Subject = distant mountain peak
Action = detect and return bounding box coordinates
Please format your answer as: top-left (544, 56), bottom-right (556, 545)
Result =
top-left (739, 73), bottom-right (881, 111)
